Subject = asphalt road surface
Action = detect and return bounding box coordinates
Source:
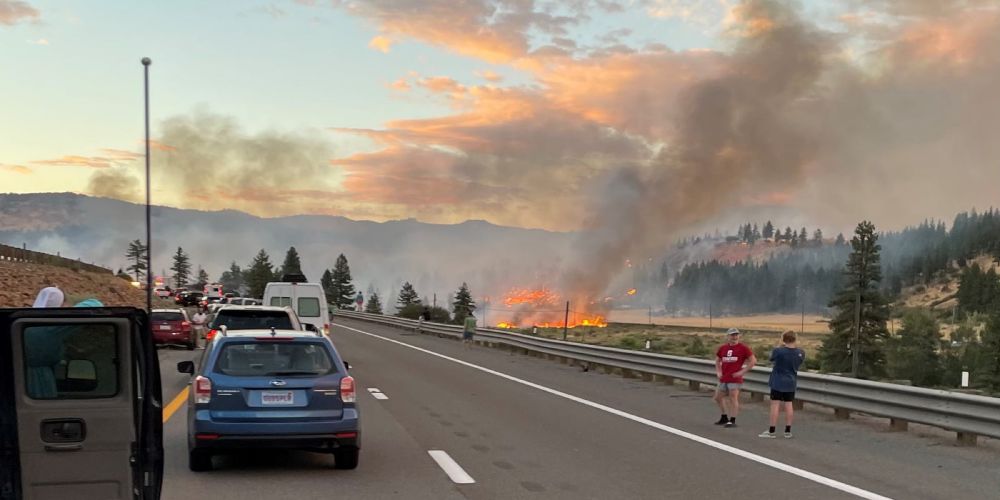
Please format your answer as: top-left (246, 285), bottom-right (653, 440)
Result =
top-left (156, 318), bottom-right (1000, 499)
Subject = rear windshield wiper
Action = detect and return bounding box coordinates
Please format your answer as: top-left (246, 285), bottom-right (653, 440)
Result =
top-left (265, 370), bottom-right (321, 376)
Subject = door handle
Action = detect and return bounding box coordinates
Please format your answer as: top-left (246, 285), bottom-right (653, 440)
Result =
top-left (40, 418), bottom-right (86, 443)
top-left (44, 443), bottom-right (83, 452)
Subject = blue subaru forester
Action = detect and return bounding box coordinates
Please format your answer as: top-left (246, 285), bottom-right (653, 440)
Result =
top-left (177, 328), bottom-right (360, 471)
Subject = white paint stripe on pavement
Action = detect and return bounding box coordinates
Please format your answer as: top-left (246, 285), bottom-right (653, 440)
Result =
top-left (367, 388), bottom-right (381, 393)
top-left (372, 392), bottom-right (389, 400)
top-left (427, 450), bottom-right (476, 484)
top-left (336, 323), bottom-right (893, 500)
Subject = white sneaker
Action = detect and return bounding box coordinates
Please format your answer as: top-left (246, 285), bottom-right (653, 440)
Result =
top-left (784, 432), bottom-right (793, 439)
top-left (758, 431), bottom-right (777, 439)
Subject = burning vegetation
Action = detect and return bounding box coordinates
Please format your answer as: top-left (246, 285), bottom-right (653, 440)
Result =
top-left (494, 287), bottom-right (608, 329)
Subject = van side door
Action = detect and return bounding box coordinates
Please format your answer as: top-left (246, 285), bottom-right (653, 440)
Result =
top-left (0, 307), bottom-right (163, 500)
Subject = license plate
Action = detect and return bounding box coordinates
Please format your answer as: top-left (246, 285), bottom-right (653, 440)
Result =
top-left (261, 391), bottom-right (294, 406)
top-left (159, 325), bottom-right (171, 330)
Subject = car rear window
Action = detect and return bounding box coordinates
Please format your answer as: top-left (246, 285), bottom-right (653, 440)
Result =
top-left (298, 297), bottom-right (320, 317)
top-left (151, 312), bottom-right (184, 322)
top-left (213, 342), bottom-right (334, 376)
top-left (270, 296), bottom-right (291, 307)
top-left (210, 310), bottom-right (294, 330)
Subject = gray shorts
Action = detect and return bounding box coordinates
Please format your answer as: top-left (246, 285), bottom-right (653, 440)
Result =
top-left (717, 383), bottom-right (742, 395)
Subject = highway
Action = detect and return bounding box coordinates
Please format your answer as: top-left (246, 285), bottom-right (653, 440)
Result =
top-left (155, 318), bottom-right (1000, 499)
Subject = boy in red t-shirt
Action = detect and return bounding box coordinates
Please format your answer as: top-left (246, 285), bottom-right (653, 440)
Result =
top-left (713, 328), bottom-right (756, 428)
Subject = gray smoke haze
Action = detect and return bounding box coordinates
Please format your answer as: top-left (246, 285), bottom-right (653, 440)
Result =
top-left (153, 110), bottom-right (337, 215)
top-left (85, 167), bottom-right (142, 203)
top-left (562, 0), bottom-right (834, 304)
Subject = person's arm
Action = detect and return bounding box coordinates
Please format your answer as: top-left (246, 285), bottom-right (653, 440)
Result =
top-left (715, 357), bottom-right (723, 380)
top-left (736, 351), bottom-right (757, 377)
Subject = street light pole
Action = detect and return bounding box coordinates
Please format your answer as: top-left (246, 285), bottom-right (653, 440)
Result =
top-left (142, 57), bottom-right (152, 314)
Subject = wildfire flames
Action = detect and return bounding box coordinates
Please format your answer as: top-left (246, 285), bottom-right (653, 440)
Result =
top-left (626, 288), bottom-right (637, 296)
top-left (494, 287), bottom-right (607, 329)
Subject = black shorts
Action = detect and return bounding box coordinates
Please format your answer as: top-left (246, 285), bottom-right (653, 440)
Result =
top-left (770, 390), bottom-right (795, 402)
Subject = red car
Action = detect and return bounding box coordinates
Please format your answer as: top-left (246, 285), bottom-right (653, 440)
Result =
top-left (151, 308), bottom-right (196, 350)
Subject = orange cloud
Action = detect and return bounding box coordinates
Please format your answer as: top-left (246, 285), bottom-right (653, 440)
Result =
top-left (31, 155), bottom-right (114, 168)
top-left (100, 148), bottom-right (144, 161)
top-left (476, 70), bottom-right (503, 82)
top-left (368, 35), bottom-right (394, 53)
top-left (0, 0), bottom-right (39, 26)
top-left (886, 10), bottom-right (1000, 68)
top-left (388, 78), bottom-right (411, 91)
top-left (1, 164), bottom-right (32, 175)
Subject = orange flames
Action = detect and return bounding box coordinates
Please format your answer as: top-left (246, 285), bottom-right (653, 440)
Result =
top-left (626, 288), bottom-right (637, 296)
top-left (494, 287), bottom-right (608, 329)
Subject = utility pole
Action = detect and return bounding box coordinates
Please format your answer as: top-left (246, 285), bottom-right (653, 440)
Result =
top-left (563, 301), bottom-right (569, 341)
top-left (142, 57), bottom-right (153, 315)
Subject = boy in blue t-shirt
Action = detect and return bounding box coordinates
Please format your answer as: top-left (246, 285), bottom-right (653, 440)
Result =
top-left (759, 330), bottom-right (805, 439)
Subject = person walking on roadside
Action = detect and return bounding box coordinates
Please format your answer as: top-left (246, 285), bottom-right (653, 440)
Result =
top-left (759, 330), bottom-right (805, 439)
top-left (191, 309), bottom-right (208, 344)
top-left (462, 313), bottom-right (477, 349)
top-left (713, 328), bottom-right (755, 428)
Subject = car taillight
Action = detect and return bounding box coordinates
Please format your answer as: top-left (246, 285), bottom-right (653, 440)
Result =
top-left (206, 329), bottom-right (217, 340)
top-left (323, 323), bottom-right (330, 335)
top-left (181, 321), bottom-right (191, 331)
top-left (340, 376), bottom-right (355, 403)
top-left (194, 376), bottom-right (212, 404)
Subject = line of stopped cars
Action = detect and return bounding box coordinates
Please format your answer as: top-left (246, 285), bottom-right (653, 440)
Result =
top-left (167, 279), bottom-right (359, 472)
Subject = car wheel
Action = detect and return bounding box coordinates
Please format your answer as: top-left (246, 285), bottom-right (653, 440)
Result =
top-left (333, 446), bottom-right (359, 470)
top-left (189, 449), bottom-right (213, 472)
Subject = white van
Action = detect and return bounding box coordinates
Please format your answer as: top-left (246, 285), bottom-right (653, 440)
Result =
top-left (263, 281), bottom-right (330, 335)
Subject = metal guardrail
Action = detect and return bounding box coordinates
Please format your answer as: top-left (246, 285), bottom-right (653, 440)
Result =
top-left (334, 310), bottom-right (1000, 443)
top-left (0, 243), bottom-right (112, 274)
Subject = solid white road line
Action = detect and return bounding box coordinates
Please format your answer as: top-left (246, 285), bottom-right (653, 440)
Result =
top-left (427, 450), bottom-right (476, 484)
top-left (372, 392), bottom-right (389, 400)
top-left (336, 323), bottom-right (893, 500)
top-left (367, 388), bottom-right (381, 393)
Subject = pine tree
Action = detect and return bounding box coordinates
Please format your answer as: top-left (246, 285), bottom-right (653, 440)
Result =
top-left (365, 292), bottom-right (384, 315)
top-left (396, 282), bottom-right (421, 309)
top-left (281, 246), bottom-right (304, 279)
top-left (784, 227), bottom-right (794, 244)
top-left (194, 267), bottom-right (210, 288)
top-left (798, 227), bottom-right (808, 246)
top-left (979, 313), bottom-right (1000, 391)
top-left (451, 282), bottom-right (476, 324)
top-left (835, 233), bottom-right (846, 246)
top-left (125, 239), bottom-right (148, 282)
top-left (813, 229), bottom-right (823, 246)
top-left (751, 224), bottom-right (761, 244)
top-left (819, 221), bottom-right (890, 378)
top-left (245, 249), bottom-right (276, 298)
top-left (330, 254), bottom-right (356, 310)
top-left (219, 262), bottom-right (245, 294)
top-left (885, 309), bottom-right (942, 386)
top-left (763, 221), bottom-right (774, 240)
top-left (171, 247), bottom-right (191, 289)
top-left (321, 269), bottom-right (335, 304)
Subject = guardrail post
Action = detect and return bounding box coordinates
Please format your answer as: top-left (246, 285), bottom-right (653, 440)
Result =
top-left (834, 408), bottom-right (851, 420)
top-left (621, 368), bottom-right (638, 379)
top-left (956, 432), bottom-right (978, 446)
top-left (889, 418), bottom-right (908, 432)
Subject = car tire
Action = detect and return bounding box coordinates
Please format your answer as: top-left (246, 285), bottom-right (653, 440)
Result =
top-left (189, 449), bottom-right (213, 472)
top-left (333, 446), bottom-right (359, 470)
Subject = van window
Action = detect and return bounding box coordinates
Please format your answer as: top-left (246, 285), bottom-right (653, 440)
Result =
top-left (269, 296), bottom-right (291, 307)
top-left (22, 324), bottom-right (119, 399)
top-left (298, 297), bottom-right (320, 317)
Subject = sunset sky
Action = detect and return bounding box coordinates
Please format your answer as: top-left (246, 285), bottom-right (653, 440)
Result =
top-left (3, 0), bottom-right (999, 233)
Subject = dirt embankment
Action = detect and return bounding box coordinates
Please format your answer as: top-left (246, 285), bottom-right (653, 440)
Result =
top-left (0, 260), bottom-right (171, 308)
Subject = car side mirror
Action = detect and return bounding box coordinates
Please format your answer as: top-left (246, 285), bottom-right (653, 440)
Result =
top-left (177, 361), bottom-right (195, 374)
top-left (343, 361), bottom-right (350, 371)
